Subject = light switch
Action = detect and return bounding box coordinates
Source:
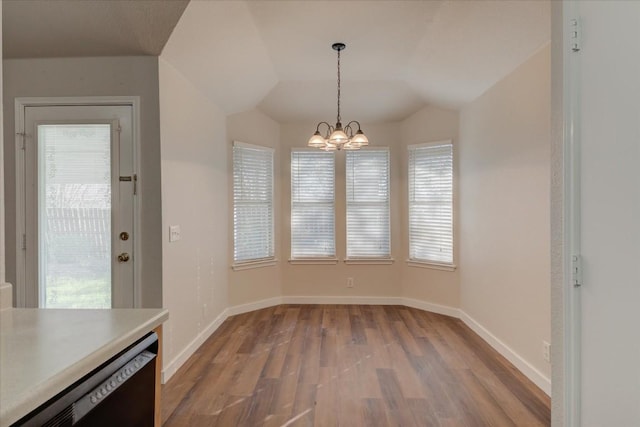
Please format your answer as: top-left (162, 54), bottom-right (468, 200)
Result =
top-left (169, 225), bottom-right (181, 242)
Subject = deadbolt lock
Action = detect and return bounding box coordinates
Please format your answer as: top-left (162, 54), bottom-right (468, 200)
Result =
top-left (117, 253), bottom-right (130, 263)
top-left (119, 232), bottom-right (129, 241)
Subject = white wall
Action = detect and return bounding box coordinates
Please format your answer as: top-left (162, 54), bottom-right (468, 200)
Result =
top-left (279, 122), bottom-right (403, 299)
top-left (0, 0), bottom-right (10, 309)
top-left (2, 56), bottom-right (163, 307)
top-left (400, 105), bottom-right (460, 308)
top-left (549, 1), bottom-right (565, 423)
top-left (227, 109), bottom-right (283, 306)
top-left (575, 2), bottom-right (640, 425)
top-left (158, 58), bottom-right (229, 380)
top-left (459, 45), bottom-right (551, 388)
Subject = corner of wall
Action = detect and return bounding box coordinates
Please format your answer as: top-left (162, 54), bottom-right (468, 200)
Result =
top-left (458, 44), bottom-right (552, 385)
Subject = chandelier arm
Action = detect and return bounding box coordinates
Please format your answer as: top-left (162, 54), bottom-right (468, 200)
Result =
top-left (315, 121), bottom-right (334, 138)
top-left (315, 121), bottom-right (333, 132)
top-left (343, 123), bottom-right (354, 138)
top-left (345, 120), bottom-right (362, 131)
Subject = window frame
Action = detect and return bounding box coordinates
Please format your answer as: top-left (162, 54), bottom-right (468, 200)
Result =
top-left (232, 140), bottom-right (276, 270)
top-left (345, 147), bottom-right (393, 263)
top-left (289, 148), bottom-right (337, 264)
top-left (407, 140), bottom-right (456, 271)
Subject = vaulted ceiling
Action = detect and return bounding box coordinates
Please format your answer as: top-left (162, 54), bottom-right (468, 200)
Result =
top-left (3, 0), bottom-right (550, 123)
top-left (2, 0), bottom-right (189, 58)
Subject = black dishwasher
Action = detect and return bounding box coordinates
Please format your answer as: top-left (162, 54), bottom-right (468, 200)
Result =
top-left (15, 332), bottom-right (158, 427)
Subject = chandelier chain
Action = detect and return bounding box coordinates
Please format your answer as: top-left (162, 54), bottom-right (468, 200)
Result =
top-left (337, 47), bottom-right (341, 123)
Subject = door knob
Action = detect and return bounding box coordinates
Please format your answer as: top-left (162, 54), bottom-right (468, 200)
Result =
top-left (117, 253), bottom-right (130, 263)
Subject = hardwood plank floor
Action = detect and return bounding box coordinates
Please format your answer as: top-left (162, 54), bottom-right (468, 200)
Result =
top-left (162, 305), bottom-right (550, 426)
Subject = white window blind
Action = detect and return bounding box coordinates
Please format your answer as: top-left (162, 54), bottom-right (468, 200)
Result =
top-left (408, 141), bottom-right (453, 264)
top-left (346, 149), bottom-right (390, 258)
top-left (291, 150), bottom-right (335, 258)
top-left (233, 141), bottom-right (274, 263)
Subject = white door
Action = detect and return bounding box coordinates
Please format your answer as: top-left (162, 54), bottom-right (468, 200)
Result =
top-left (21, 105), bottom-right (135, 308)
top-left (570, 2), bottom-right (640, 426)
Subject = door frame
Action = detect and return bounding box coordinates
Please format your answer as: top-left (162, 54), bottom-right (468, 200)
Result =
top-left (554, 1), bottom-right (582, 425)
top-left (14, 96), bottom-right (142, 308)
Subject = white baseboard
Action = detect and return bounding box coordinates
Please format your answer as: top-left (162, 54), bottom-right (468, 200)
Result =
top-left (161, 296), bottom-right (551, 397)
top-left (282, 295), bottom-right (401, 305)
top-left (400, 297), bottom-right (461, 318)
top-left (162, 309), bottom-right (228, 383)
top-left (459, 311), bottom-right (551, 396)
top-left (226, 296), bottom-right (283, 316)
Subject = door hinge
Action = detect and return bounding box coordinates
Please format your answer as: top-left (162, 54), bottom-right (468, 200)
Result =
top-left (569, 18), bottom-right (581, 52)
top-left (22, 234), bottom-right (27, 250)
top-left (16, 132), bottom-right (26, 150)
top-left (571, 254), bottom-right (582, 287)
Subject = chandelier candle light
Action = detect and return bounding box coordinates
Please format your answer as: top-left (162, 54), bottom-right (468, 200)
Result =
top-left (308, 43), bottom-right (369, 151)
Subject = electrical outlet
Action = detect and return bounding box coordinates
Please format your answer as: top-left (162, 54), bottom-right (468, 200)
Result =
top-left (543, 341), bottom-right (551, 362)
top-left (169, 225), bottom-right (181, 242)
top-left (347, 277), bottom-right (354, 288)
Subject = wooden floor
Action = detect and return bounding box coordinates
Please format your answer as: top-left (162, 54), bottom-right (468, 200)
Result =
top-left (162, 305), bottom-right (550, 426)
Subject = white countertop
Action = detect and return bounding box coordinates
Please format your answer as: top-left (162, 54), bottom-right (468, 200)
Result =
top-left (0, 308), bottom-right (168, 427)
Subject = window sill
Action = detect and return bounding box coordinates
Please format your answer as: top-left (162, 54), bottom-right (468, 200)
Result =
top-left (344, 258), bottom-right (395, 265)
top-left (288, 258), bottom-right (339, 265)
top-left (406, 259), bottom-right (457, 271)
top-left (232, 258), bottom-right (277, 271)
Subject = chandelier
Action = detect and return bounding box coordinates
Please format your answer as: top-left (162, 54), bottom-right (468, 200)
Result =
top-left (308, 43), bottom-right (369, 151)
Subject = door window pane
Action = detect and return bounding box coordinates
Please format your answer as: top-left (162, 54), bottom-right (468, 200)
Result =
top-left (38, 124), bottom-right (112, 308)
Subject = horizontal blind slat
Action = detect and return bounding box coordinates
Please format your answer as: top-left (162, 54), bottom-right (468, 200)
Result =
top-left (346, 149), bottom-right (390, 258)
top-left (233, 144), bottom-right (274, 262)
top-left (408, 143), bottom-right (453, 263)
top-left (291, 150), bottom-right (336, 257)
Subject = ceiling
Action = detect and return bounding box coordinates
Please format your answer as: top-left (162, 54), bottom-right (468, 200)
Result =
top-left (2, 0), bottom-right (550, 124)
top-left (2, 0), bottom-right (189, 58)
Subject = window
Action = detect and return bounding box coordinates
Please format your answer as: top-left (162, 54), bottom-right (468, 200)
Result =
top-left (233, 141), bottom-right (274, 265)
top-left (291, 150), bottom-right (335, 259)
top-left (408, 141), bottom-right (454, 267)
top-left (346, 149), bottom-right (391, 259)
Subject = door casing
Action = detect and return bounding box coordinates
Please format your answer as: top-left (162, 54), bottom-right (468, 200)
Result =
top-left (14, 96), bottom-right (142, 308)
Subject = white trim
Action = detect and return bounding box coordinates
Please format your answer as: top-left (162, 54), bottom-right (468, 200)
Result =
top-left (131, 99), bottom-right (143, 308)
top-left (282, 295), bottom-right (401, 305)
top-left (231, 258), bottom-right (277, 271)
top-left (459, 310), bottom-right (551, 396)
top-left (288, 258), bottom-right (339, 265)
top-left (15, 102), bottom-right (26, 307)
top-left (343, 258), bottom-right (394, 265)
top-left (351, 146), bottom-right (390, 153)
top-left (233, 140), bottom-right (275, 152)
top-left (226, 297), bottom-right (283, 316)
top-left (160, 295), bottom-right (550, 399)
top-left (14, 96), bottom-right (142, 308)
top-left (400, 297), bottom-right (461, 318)
top-left (161, 309), bottom-right (228, 383)
top-left (562, 1), bottom-right (582, 424)
top-left (407, 139), bottom-right (452, 150)
top-left (406, 259), bottom-right (457, 271)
